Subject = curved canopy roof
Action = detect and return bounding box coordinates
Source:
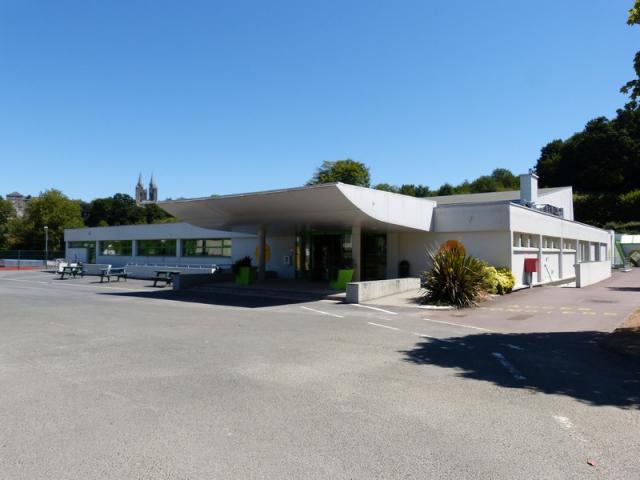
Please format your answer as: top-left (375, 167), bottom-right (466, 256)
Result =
top-left (159, 183), bottom-right (435, 235)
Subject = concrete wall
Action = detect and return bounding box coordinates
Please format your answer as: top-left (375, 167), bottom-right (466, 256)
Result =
top-left (575, 261), bottom-right (612, 287)
top-left (562, 251), bottom-right (577, 279)
top-left (395, 231), bottom-right (512, 278)
top-left (537, 188), bottom-right (574, 221)
top-left (346, 277), bottom-right (421, 304)
top-left (540, 250), bottom-right (561, 282)
top-left (509, 204), bottom-right (611, 288)
top-left (433, 203), bottom-right (510, 233)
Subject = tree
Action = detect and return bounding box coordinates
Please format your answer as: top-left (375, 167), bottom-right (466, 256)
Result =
top-left (373, 183), bottom-right (398, 193)
top-left (10, 190), bottom-right (84, 251)
top-left (490, 168), bottom-right (519, 190)
top-left (85, 194), bottom-right (145, 227)
top-left (621, 1), bottom-right (640, 104)
top-left (144, 203), bottom-right (175, 224)
top-left (308, 159), bottom-right (371, 187)
top-left (536, 113), bottom-right (640, 195)
top-left (437, 183), bottom-right (454, 196)
top-left (469, 175), bottom-right (498, 193)
top-left (0, 198), bottom-right (15, 249)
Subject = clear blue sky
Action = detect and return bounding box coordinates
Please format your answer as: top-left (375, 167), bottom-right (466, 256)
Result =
top-left (0, 0), bottom-right (637, 201)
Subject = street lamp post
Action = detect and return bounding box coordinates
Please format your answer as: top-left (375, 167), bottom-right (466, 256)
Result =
top-left (44, 226), bottom-right (49, 265)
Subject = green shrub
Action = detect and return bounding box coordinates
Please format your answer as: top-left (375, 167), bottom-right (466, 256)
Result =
top-left (232, 256), bottom-right (252, 275)
top-left (495, 267), bottom-right (516, 294)
top-left (481, 265), bottom-right (499, 294)
top-left (422, 246), bottom-right (487, 308)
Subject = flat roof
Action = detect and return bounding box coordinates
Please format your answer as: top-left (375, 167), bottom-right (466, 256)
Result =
top-left (425, 187), bottom-right (569, 205)
top-left (159, 183), bottom-right (436, 234)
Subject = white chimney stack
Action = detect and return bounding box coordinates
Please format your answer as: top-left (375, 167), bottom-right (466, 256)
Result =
top-left (519, 171), bottom-right (538, 206)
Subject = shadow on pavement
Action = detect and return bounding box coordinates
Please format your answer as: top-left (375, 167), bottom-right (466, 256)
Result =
top-left (401, 331), bottom-right (640, 409)
top-left (99, 289), bottom-right (327, 308)
top-left (607, 286), bottom-right (640, 292)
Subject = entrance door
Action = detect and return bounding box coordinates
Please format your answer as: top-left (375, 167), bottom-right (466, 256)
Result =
top-left (295, 229), bottom-right (353, 281)
top-left (362, 233), bottom-right (387, 281)
top-left (311, 234), bottom-right (342, 281)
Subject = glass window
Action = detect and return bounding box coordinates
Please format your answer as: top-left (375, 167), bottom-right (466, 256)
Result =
top-left (100, 240), bottom-right (132, 256)
top-left (513, 233), bottom-right (522, 248)
top-left (182, 239), bottom-right (232, 257)
top-left (69, 241), bottom-right (95, 249)
top-left (543, 236), bottom-right (559, 249)
top-left (138, 239), bottom-right (176, 256)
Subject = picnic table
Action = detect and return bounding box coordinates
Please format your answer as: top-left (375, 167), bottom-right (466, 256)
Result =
top-left (100, 267), bottom-right (128, 283)
top-left (153, 270), bottom-right (180, 287)
top-left (59, 265), bottom-right (83, 280)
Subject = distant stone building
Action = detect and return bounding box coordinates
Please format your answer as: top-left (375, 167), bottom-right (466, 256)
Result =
top-left (5, 192), bottom-right (31, 218)
top-left (135, 174), bottom-right (158, 205)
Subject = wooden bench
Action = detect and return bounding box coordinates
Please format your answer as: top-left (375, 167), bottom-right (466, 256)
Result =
top-left (153, 270), bottom-right (179, 287)
top-left (100, 267), bottom-right (128, 283)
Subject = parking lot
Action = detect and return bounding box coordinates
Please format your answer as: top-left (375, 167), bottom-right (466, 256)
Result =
top-left (0, 269), bottom-right (639, 479)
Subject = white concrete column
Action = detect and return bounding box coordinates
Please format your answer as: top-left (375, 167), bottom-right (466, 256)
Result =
top-left (351, 225), bottom-right (361, 282)
top-left (559, 237), bottom-right (564, 279)
top-left (132, 240), bottom-right (138, 257)
top-left (258, 226), bottom-right (267, 281)
top-left (537, 234), bottom-right (543, 284)
top-left (176, 239), bottom-right (181, 258)
top-left (386, 232), bottom-right (399, 279)
top-left (95, 240), bottom-right (101, 261)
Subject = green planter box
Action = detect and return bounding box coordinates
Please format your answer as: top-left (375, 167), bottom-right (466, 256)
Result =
top-left (330, 269), bottom-right (354, 291)
top-left (235, 266), bottom-right (255, 285)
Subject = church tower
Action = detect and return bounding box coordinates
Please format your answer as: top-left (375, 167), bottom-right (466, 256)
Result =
top-left (135, 173), bottom-right (147, 205)
top-left (148, 174), bottom-right (158, 202)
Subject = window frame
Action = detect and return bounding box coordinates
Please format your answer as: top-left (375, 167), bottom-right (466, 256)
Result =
top-left (181, 238), bottom-right (232, 258)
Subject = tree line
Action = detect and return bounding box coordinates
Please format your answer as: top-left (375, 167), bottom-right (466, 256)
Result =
top-left (0, 191), bottom-right (174, 253)
top-left (308, 159), bottom-right (520, 197)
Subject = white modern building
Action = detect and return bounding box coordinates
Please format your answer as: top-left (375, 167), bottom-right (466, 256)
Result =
top-left (65, 173), bottom-right (613, 289)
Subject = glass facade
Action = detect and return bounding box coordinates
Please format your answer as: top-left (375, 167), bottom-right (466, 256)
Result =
top-left (295, 229), bottom-right (353, 280)
top-left (182, 239), bottom-right (232, 257)
top-left (68, 241), bottom-right (96, 263)
top-left (138, 239), bottom-right (176, 256)
top-left (100, 240), bottom-right (132, 256)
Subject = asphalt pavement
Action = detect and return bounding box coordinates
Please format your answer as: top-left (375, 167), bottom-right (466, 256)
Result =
top-left (0, 269), bottom-right (638, 479)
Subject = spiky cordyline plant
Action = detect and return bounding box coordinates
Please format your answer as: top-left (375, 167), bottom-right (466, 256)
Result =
top-left (422, 247), bottom-right (487, 308)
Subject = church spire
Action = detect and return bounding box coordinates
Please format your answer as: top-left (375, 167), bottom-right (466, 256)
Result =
top-left (135, 173), bottom-right (147, 205)
top-left (148, 173), bottom-right (158, 202)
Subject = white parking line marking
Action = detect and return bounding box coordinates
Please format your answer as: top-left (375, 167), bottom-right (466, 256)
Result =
top-left (367, 322), bottom-right (400, 331)
top-left (491, 352), bottom-right (526, 381)
top-left (300, 306), bottom-right (344, 318)
top-left (421, 317), bottom-right (492, 332)
top-left (351, 304), bottom-right (398, 315)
